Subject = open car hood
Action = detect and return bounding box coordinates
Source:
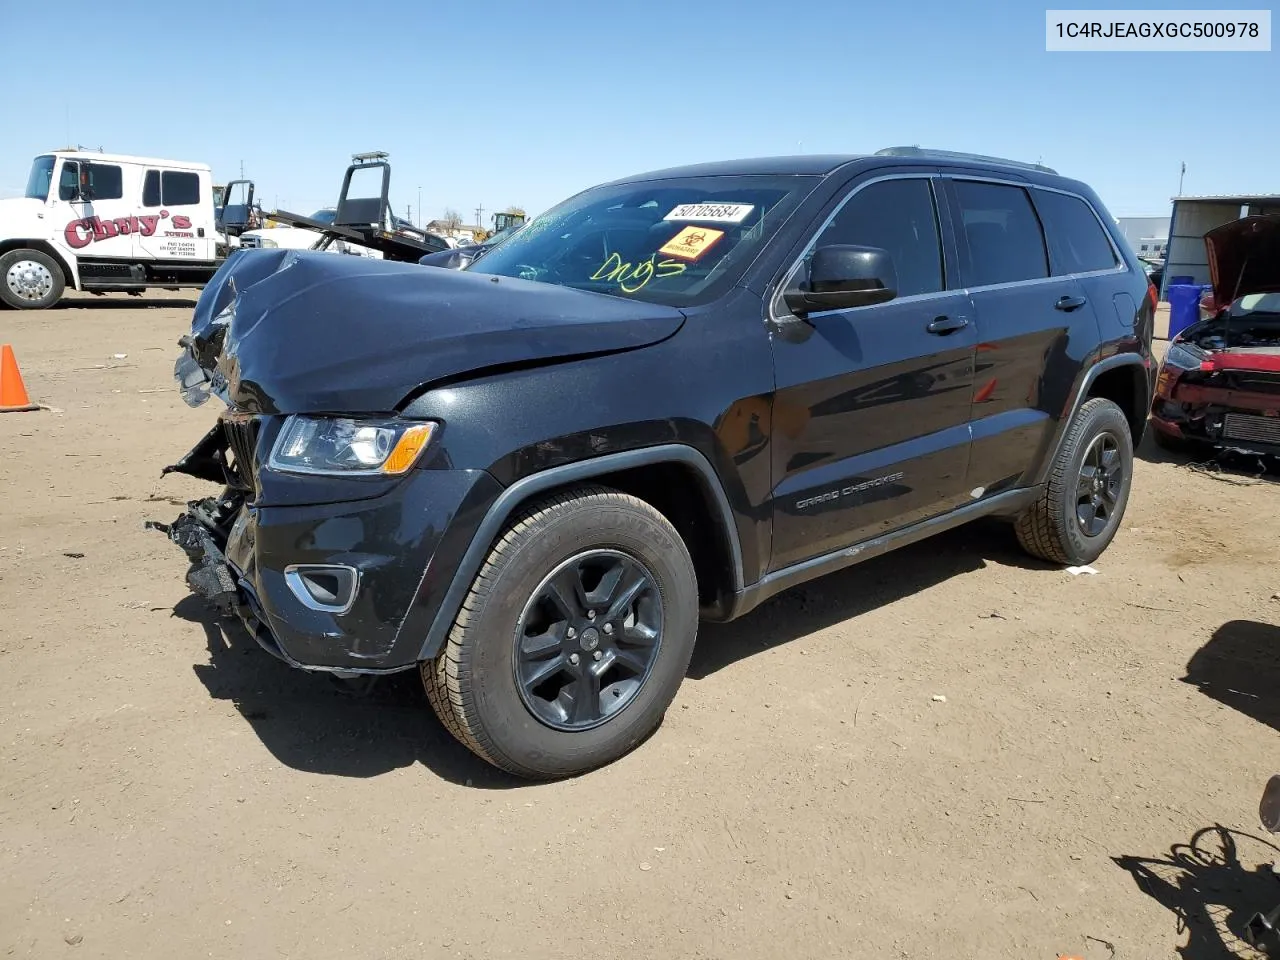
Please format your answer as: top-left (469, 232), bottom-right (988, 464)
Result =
top-left (184, 249), bottom-right (685, 414)
top-left (1204, 215), bottom-right (1280, 306)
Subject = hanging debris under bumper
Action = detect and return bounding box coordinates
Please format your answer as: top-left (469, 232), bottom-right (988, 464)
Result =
top-left (146, 495), bottom-right (243, 617)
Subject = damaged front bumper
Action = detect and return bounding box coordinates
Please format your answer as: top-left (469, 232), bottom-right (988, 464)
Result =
top-left (1152, 351), bottom-right (1280, 456)
top-left (1152, 384), bottom-right (1280, 456)
top-left (152, 425), bottom-right (502, 675)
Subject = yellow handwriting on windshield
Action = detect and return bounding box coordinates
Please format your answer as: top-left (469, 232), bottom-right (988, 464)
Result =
top-left (590, 252), bottom-right (686, 294)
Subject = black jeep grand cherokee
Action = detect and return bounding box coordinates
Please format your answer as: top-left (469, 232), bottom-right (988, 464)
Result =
top-left (159, 148), bottom-right (1156, 779)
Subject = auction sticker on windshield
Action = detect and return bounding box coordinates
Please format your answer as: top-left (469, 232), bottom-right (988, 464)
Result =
top-left (663, 203), bottom-right (754, 224)
top-left (660, 226), bottom-right (724, 261)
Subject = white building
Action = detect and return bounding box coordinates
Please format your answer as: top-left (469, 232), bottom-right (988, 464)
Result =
top-left (1116, 216), bottom-right (1169, 260)
top-left (1161, 193), bottom-right (1280, 296)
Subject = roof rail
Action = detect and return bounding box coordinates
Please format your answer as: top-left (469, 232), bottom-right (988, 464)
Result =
top-left (874, 146), bottom-right (1057, 175)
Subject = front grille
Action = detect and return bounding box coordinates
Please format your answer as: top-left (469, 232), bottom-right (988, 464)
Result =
top-left (1223, 413), bottom-right (1280, 446)
top-left (220, 414), bottom-right (261, 490)
top-left (239, 235), bottom-right (262, 249)
top-left (1230, 371), bottom-right (1280, 396)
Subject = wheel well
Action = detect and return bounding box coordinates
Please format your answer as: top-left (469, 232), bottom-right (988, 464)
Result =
top-left (1086, 364), bottom-right (1147, 442)
top-left (576, 462), bottom-right (737, 615)
top-left (0, 240), bottom-right (73, 286)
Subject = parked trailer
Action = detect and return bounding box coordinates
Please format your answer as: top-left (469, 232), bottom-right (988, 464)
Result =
top-left (243, 152), bottom-right (450, 263)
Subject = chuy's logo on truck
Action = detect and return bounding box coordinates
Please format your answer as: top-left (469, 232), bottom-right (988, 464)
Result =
top-left (63, 209), bottom-right (193, 249)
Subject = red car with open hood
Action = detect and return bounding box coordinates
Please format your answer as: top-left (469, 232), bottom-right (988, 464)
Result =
top-left (1151, 215), bottom-right (1280, 456)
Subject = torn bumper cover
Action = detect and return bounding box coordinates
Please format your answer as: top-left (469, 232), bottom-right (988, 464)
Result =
top-left (150, 445), bottom-right (502, 675)
top-left (148, 500), bottom-right (240, 617)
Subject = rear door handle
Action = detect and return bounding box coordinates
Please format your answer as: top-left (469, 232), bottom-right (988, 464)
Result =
top-left (927, 315), bottom-right (969, 335)
top-left (1055, 295), bottom-right (1087, 312)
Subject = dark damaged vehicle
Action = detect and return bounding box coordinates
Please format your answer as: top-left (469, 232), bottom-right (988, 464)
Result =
top-left (156, 148), bottom-right (1156, 779)
top-left (1151, 215), bottom-right (1280, 457)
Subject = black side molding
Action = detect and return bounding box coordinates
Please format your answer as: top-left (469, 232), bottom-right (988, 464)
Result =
top-left (413, 444), bottom-right (745, 661)
top-left (726, 485), bottom-right (1042, 621)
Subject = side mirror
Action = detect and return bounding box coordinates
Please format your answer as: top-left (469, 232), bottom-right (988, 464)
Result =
top-left (784, 244), bottom-right (897, 317)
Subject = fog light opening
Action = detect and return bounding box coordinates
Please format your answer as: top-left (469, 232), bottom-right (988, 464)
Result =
top-left (284, 564), bottom-right (359, 615)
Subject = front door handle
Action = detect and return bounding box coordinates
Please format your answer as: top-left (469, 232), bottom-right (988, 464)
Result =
top-left (1055, 294), bottom-right (1088, 312)
top-left (927, 315), bottom-right (969, 335)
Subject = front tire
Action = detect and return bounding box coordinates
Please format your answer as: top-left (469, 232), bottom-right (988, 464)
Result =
top-left (424, 486), bottom-right (698, 779)
top-left (1015, 397), bottom-right (1134, 566)
top-left (0, 249), bottom-right (65, 310)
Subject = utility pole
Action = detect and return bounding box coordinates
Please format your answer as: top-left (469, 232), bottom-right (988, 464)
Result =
top-left (1177, 161), bottom-right (1186, 196)
top-left (240, 159), bottom-right (245, 179)
top-left (475, 203), bottom-right (485, 230)
top-left (418, 187), bottom-right (423, 228)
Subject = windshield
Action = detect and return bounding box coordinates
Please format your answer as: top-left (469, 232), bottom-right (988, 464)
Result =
top-left (24, 155), bottom-right (55, 201)
top-left (468, 175), bottom-right (819, 306)
top-left (486, 224), bottom-right (520, 247)
top-left (310, 208), bottom-right (337, 224)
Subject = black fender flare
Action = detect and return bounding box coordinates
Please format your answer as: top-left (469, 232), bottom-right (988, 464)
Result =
top-left (1032, 352), bottom-right (1149, 486)
top-left (415, 443), bottom-right (745, 661)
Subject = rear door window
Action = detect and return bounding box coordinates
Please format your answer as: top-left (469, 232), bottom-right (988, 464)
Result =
top-left (810, 178), bottom-right (945, 297)
top-left (1034, 190), bottom-right (1120, 274)
top-left (953, 181), bottom-right (1049, 287)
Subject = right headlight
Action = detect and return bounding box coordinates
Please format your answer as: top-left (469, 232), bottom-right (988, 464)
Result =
top-left (257, 237), bottom-right (279, 249)
top-left (268, 416), bottom-right (438, 476)
top-left (1163, 341), bottom-right (1204, 371)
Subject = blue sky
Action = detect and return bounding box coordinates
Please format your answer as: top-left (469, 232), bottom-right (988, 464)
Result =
top-left (0, 0), bottom-right (1274, 223)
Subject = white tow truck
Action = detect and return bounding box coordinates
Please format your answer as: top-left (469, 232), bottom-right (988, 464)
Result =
top-left (0, 150), bottom-right (257, 310)
top-left (1, 148), bottom-right (451, 309)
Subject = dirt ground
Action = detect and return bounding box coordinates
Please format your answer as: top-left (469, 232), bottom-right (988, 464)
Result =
top-left (2, 292), bottom-right (1278, 960)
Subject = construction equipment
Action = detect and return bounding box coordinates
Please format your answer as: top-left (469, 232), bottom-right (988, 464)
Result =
top-left (263, 152), bottom-right (449, 263)
top-left (492, 211), bottom-right (526, 234)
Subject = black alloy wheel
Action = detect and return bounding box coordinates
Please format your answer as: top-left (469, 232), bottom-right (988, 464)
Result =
top-left (1075, 432), bottom-right (1123, 537)
top-left (514, 549), bottom-right (664, 731)
top-left (422, 486), bottom-right (699, 780)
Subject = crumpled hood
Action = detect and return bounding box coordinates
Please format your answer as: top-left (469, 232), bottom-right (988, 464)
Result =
top-left (1204, 215), bottom-right (1280, 306)
top-left (188, 249), bottom-right (686, 414)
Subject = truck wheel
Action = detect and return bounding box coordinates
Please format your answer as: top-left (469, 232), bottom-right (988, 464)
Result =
top-left (1014, 397), bottom-right (1134, 566)
top-left (423, 486), bottom-right (698, 779)
top-left (0, 249), bottom-right (65, 310)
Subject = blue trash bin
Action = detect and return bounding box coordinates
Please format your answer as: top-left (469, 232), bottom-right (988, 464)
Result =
top-left (1167, 284), bottom-right (1202, 340)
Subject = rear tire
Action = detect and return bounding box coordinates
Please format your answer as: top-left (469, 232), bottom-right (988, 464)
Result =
top-left (423, 486), bottom-right (698, 779)
top-left (1015, 397), bottom-right (1133, 566)
top-left (0, 249), bottom-right (65, 310)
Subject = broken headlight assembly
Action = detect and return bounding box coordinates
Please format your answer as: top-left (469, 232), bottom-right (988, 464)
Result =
top-left (267, 416), bottom-right (438, 476)
top-left (175, 348), bottom-right (213, 407)
top-left (174, 301), bottom-right (236, 408)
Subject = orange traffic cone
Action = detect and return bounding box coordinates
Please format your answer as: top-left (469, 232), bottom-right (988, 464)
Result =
top-left (0, 344), bottom-right (39, 413)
